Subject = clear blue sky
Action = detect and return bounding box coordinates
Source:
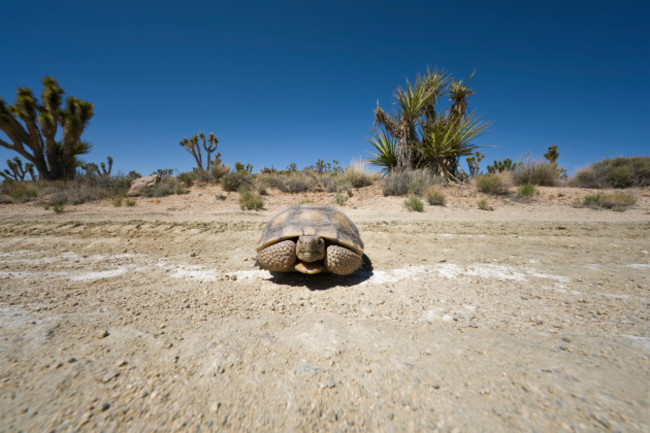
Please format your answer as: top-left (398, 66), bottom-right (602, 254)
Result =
top-left (1, 0), bottom-right (648, 176)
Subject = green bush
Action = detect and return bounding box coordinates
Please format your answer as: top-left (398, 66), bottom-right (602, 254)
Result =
top-left (112, 195), bottom-right (124, 207)
top-left (239, 190), bottom-right (264, 210)
top-left (570, 157), bottom-right (650, 188)
top-left (474, 173), bottom-right (510, 195)
top-left (53, 201), bottom-right (66, 213)
top-left (424, 185), bottom-right (446, 206)
top-left (579, 192), bottom-right (637, 210)
top-left (177, 171), bottom-right (196, 187)
top-left (125, 199), bottom-right (136, 207)
top-left (518, 183), bottom-right (535, 198)
top-left (382, 170), bottom-right (440, 196)
top-left (512, 160), bottom-right (560, 186)
top-left (221, 171), bottom-right (253, 192)
top-left (404, 195), bottom-right (424, 212)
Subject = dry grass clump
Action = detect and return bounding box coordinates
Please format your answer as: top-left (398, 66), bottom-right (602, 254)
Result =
top-left (424, 185), bottom-right (445, 206)
top-left (339, 165), bottom-right (376, 189)
top-left (570, 157), bottom-right (650, 189)
top-left (512, 160), bottom-right (561, 186)
top-left (382, 170), bottom-right (440, 196)
top-left (474, 172), bottom-right (511, 195)
top-left (577, 192), bottom-right (637, 211)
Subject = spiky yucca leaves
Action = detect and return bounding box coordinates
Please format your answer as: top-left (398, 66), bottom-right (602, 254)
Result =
top-left (413, 113), bottom-right (490, 181)
top-left (447, 71), bottom-right (475, 120)
top-left (367, 129), bottom-right (397, 175)
top-left (0, 77), bottom-right (94, 180)
top-left (374, 68), bottom-right (450, 171)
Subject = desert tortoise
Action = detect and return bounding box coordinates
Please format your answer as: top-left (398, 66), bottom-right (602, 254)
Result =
top-left (256, 203), bottom-right (364, 275)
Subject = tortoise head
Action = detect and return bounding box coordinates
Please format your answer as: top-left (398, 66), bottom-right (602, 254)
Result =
top-left (296, 235), bottom-right (325, 263)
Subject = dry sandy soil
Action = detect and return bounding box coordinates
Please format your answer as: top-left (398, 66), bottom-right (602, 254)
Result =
top-left (0, 183), bottom-right (649, 432)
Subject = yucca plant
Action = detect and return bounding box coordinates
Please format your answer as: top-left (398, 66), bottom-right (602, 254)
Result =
top-left (374, 67), bottom-right (449, 170)
top-left (367, 129), bottom-right (398, 175)
top-left (413, 113), bottom-right (490, 181)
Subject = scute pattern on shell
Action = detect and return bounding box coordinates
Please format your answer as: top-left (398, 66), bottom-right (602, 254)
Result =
top-left (256, 203), bottom-right (364, 254)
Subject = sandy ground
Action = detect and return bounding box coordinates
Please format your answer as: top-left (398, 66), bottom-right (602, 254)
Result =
top-left (0, 184), bottom-right (649, 432)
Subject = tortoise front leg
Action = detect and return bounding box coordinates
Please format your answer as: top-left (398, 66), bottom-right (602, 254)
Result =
top-left (256, 240), bottom-right (297, 272)
top-left (324, 245), bottom-right (362, 275)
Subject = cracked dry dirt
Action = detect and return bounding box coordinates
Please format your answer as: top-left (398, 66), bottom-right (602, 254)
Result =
top-left (0, 185), bottom-right (649, 432)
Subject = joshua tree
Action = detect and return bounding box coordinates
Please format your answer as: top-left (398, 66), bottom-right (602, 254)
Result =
top-left (80, 156), bottom-right (113, 176)
top-left (1, 157), bottom-right (36, 181)
top-left (372, 68), bottom-right (489, 180)
top-left (0, 77), bottom-right (94, 180)
top-left (179, 132), bottom-right (219, 171)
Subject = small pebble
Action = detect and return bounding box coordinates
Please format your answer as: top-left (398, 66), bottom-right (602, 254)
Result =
top-left (101, 330), bottom-right (110, 338)
top-left (101, 402), bottom-right (110, 411)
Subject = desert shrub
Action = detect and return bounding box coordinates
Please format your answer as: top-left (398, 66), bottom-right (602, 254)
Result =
top-left (112, 195), bottom-right (124, 207)
top-left (283, 176), bottom-right (313, 193)
top-left (477, 199), bottom-right (492, 211)
top-left (210, 163), bottom-right (230, 182)
top-left (239, 190), bottom-right (264, 210)
top-left (424, 185), bottom-right (446, 206)
top-left (53, 202), bottom-right (66, 213)
top-left (512, 160), bottom-right (560, 186)
top-left (8, 182), bottom-right (39, 202)
top-left (340, 165), bottom-right (375, 189)
top-left (333, 192), bottom-right (348, 206)
top-left (474, 173), bottom-right (511, 195)
top-left (177, 171), bottom-right (196, 187)
top-left (518, 183), bottom-right (535, 198)
top-left (404, 195), bottom-right (424, 212)
top-left (142, 177), bottom-right (189, 197)
top-left (570, 157), bottom-right (650, 188)
top-left (579, 192), bottom-right (637, 211)
top-left (221, 171), bottom-right (253, 192)
top-left (382, 170), bottom-right (440, 196)
top-left (125, 199), bottom-right (136, 207)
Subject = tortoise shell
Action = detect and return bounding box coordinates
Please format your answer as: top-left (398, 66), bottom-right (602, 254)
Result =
top-left (256, 203), bottom-right (364, 255)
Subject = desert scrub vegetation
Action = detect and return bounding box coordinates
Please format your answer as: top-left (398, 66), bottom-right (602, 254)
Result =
top-left (512, 159), bottom-right (562, 186)
top-left (477, 198), bottom-right (492, 211)
top-left (254, 162), bottom-right (376, 194)
top-left (142, 176), bottom-right (189, 197)
top-left (570, 157), bottom-right (650, 188)
top-left (474, 173), bottom-right (511, 195)
top-left (424, 185), bottom-right (446, 206)
top-left (0, 172), bottom-right (134, 205)
top-left (239, 190), bottom-right (264, 210)
top-left (382, 169), bottom-right (440, 196)
top-left (518, 183), bottom-right (535, 198)
top-left (576, 192), bottom-right (637, 211)
top-left (404, 195), bottom-right (424, 212)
